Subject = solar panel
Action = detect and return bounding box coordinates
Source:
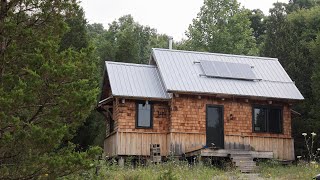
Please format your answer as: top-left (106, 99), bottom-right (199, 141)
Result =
top-left (199, 60), bottom-right (257, 80)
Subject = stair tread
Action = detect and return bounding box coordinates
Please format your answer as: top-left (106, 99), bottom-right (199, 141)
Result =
top-left (237, 164), bottom-right (257, 166)
top-left (233, 159), bottom-right (254, 162)
top-left (238, 165), bottom-right (256, 167)
top-left (240, 167), bottom-right (257, 169)
top-left (237, 165), bottom-right (257, 168)
top-left (237, 165), bottom-right (257, 167)
top-left (231, 153), bottom-right (259, 174)
top-left (232, 157), bottom-right (252, 160)
top-left (236, 162), bottom-right (256, 164)
top-left (240, 167), bottom-right (257, 170)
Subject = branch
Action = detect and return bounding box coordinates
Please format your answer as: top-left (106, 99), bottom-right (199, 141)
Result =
top-left (27, 105), bottom-right (44, 124)
top-left (19, 103), bottom-right (58, 109)
top-left (0, 152), bottom-right (20, 163)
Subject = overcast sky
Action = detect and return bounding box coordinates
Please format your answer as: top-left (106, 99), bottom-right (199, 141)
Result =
top-left (80, 0), bottom-right (288, 40)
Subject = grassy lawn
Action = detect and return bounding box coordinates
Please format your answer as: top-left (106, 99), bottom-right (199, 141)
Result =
top-left (259, 161), bottom-right (320, 179)
top-left (64, 160), bottom-right (320, 179)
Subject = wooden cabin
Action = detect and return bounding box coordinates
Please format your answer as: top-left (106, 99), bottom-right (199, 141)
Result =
top-left (97, 48), bottom-right (303, 162)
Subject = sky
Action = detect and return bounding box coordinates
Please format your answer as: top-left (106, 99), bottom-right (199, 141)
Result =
top-left (80, 0), bottom-right (288, 40)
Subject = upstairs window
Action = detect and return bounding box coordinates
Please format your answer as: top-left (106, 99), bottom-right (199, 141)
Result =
top-left (253, 106), bottom-right (283, 133)
top-left (136, 101), bottom-right (153, 128)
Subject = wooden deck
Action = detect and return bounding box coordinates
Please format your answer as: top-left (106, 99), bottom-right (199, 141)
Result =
top-left (185, 148), bottom-right (273, 159)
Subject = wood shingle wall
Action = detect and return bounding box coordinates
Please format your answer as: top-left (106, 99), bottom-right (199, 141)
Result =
top-left (104, 95), bottom-right (295, 160)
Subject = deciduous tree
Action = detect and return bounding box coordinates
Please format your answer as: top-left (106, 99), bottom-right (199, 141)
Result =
top-left (185, 0), bottom-right (258, 55)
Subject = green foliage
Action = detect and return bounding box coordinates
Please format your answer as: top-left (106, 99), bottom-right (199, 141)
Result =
top-left (259, 160), bottom-right (320, 179)
top-left (67, 159), bottom-right (227, 180)
top-left (59, 8), bottom-right (89, 52)
top-left (247, 9), bottom-right (266, 52)
top-left (288, 0), bottom-right (320, 12)
top-left (157, 168), bottom-right (178, 180)
top-left (310, 33), bottom-right (320, 131)
top-left (0, 0), bottom-right (101, 179)
top-left (88, 15), bottom-right (170, 64)
top-left (72, 111), bottom-right (105, 150)
top-left (67, 159), bottom-right (320, 179)
top-left (184, 0), bottom-right (258, 55)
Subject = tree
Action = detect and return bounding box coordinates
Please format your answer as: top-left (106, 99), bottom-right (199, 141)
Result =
top-left (72, 111), bottom-right (105, 150)
top-left (248, 9), bottom-right (266, 53)
top-left (0, 1), bottom-right (101, 179)
top-left (288, 0), bottom-right (320, 11)
top-left (59, 8), bottom-right (89, 52)
top-left (185, 0), bottom-right (258, 55)
top-left (88, 15), bottom-right (170, 64)
top-left (310, 33), bottom-right (320, 127)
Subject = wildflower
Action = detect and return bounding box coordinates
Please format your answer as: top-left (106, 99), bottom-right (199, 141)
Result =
top-left (89, 163), bottom-right (94, 167)
top-left (44, 174), bottom-right (48, 177)
top-left (297, 156), bottom-right (302, 159)
top-left (311, 132), bottom-right (317, 136)
top-left (311, 161), bottom-right (316, 164)
top-left (302, 133), bottom-right (307, 136)
top-left (317, 148), bottom-right (320, 151)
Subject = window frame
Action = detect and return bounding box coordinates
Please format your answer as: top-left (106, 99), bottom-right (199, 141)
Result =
top-left (252, 105), bottom-right (283, 134)
top-left (135, 101), bottom-right (153, 129)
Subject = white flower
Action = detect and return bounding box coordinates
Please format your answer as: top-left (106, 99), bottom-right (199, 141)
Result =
top-left (317, 148), bottom-right (320, 151)
top-left (302, 133), bottom-right (307, 136)
top-left (297, 156), bottom-right (302, 159)
top-left (311, 161), bottom-right (316, 164)
top-left (311, 132), bottom-right (317, 136)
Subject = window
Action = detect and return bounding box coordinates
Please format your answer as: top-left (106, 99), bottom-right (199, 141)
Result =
top-left (253, 106), bottom-right (282, 133)
top-left (136, 101), bottom-right (153, 128)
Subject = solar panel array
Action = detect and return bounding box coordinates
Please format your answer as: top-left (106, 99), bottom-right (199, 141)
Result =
top-left (199, 60), bottom-right (257, 81)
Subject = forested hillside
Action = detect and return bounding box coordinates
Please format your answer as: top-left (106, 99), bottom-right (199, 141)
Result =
top-left (1, 0), bottom-right (320, 178)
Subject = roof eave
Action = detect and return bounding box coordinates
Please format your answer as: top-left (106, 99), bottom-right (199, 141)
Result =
top-left (112, 95), bottom-right (171, 101)
top-left (167, 90), bottom-right (304, 102)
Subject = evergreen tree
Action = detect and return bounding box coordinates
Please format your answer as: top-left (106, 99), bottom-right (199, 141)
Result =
top-left (0, 1), bottom-right (101, 178)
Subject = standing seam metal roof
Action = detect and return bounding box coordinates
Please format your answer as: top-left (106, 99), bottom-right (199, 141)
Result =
top-left (105, 61), bottom-right (169, 99)
top-left (151, 48), bottom-right (304, 100)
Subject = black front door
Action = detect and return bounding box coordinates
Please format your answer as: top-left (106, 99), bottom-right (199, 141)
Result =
top-left (206, 105), bottom-right (224, 148)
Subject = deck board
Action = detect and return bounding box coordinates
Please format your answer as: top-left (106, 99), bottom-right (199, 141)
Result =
top-left (185, 148), bottom-right (273, 159)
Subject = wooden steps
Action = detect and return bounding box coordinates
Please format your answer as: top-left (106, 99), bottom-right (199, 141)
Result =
top-left (184, 148), bottom-right (273, 173)
top-left (230, 151), bottom-right (257, 173)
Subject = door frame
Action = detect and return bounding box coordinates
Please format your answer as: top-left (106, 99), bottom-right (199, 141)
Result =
top-left (206, 105), bottom-right (224, 149)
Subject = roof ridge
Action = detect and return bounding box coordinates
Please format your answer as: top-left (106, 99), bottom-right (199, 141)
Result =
top-left (152, 48), bottom-right (278, 61)
top-left (105, 61), bottom-right (156, 68)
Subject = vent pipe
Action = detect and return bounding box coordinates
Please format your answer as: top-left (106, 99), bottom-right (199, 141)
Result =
top-left (168, 36), bottom-right (173, 50)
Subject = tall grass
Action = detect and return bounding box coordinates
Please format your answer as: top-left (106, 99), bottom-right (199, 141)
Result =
top-left (63, 159), bottom-right (238, 180)
top-left (259, 160), bottom-right (320, 179)
top-left (62, 158), bottom-right (320, 179)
